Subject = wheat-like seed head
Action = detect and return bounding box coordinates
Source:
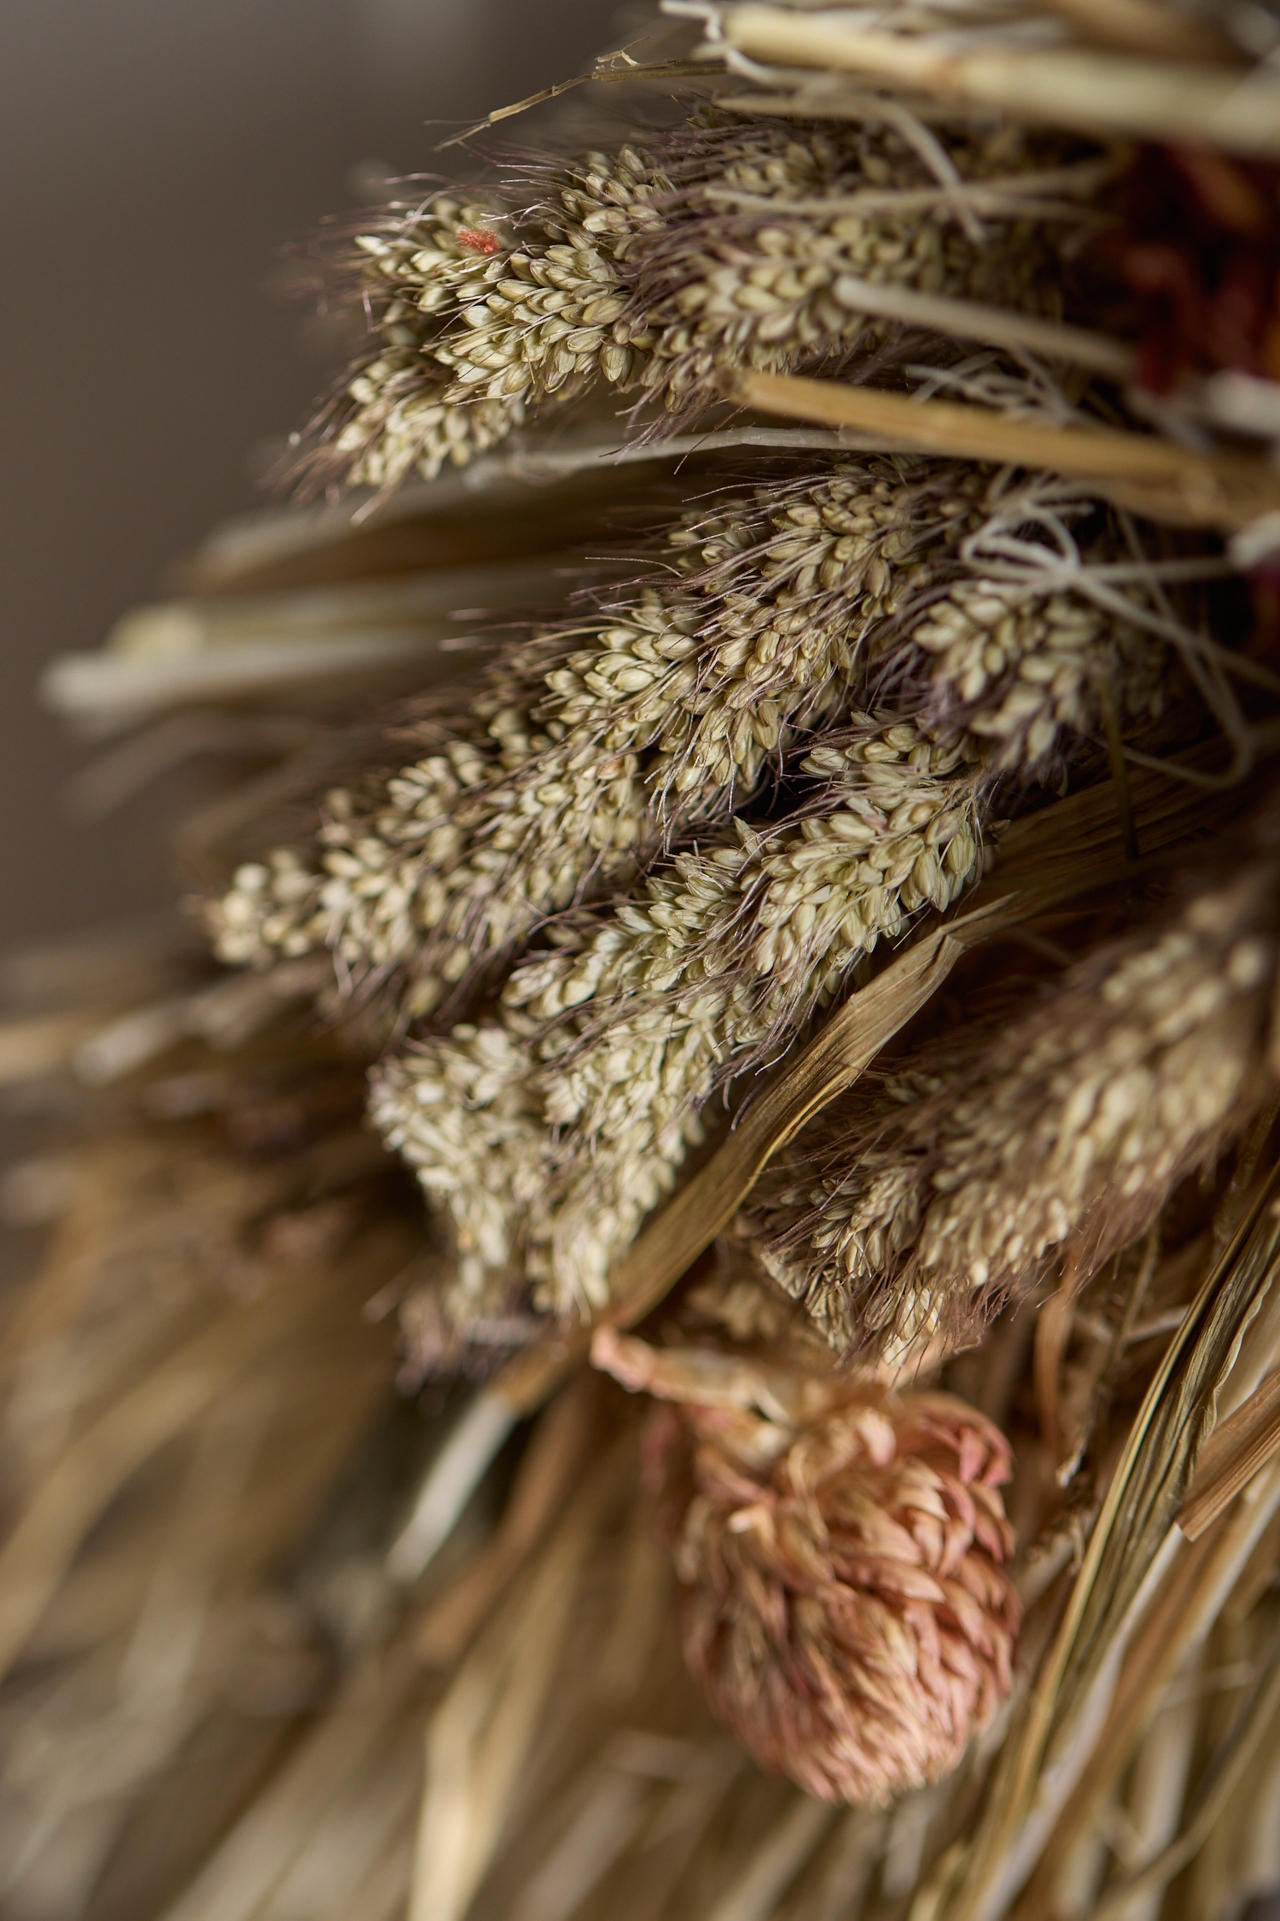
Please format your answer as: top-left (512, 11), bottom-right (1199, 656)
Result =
top-left (328, 151), bottom-right (662, 491)
top-left (208, 459), bottom-right (1157, 1035)
top-left (740, 860), bottom-right (1280, 1358)
top-left (206, 460), bottom-right (996, 1009)
top-left (374, 716), bottom-right (988, 1311)
top-left (371, 1016), bottom-right (544, 1308)
top-left (371, 530), bottom-right (1175, 1320)
top-left (907, 577), bottom-right (1161, 773)
top-left (319, 115), bottom-right (1082, 490)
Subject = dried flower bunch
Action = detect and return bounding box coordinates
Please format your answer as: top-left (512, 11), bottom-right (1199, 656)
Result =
top-left (187, 49), bottom-right (1274, 1863)
top-left (207, 86), bottom-right (1202, 1336)
top-left (321, 112), bottom-right (1083, 491)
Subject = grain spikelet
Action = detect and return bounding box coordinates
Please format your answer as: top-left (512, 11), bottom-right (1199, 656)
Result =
top-left (740, 854), bottom-right (1280, 1358)
top-left (319, 114), bottom-right (1083, 491)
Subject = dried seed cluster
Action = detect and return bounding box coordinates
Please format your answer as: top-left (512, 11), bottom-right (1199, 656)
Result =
top-left (209, 459), bottom-right (1154, 1040)
top-left (332, 160), bottom-right (655, 492)
top-left (209, 460), bottom-right (995, 1012)
top-left (740, 864), bottom-right (1280, 1357)
top-left (910, 577), bottom-right (1160, 772)
top-left (640, 1360), bottom-right (1020, 1803)
top-left (375, 719), bottom-right (990, 1313)
top-left (205, 96), bottom-right (1183, 1334)
top-left (383, 1020), bottom-right (544, 1309)
top-left (215, 466), bottom-right (1169, 1318)
top-left (369, 542), bottom-right (1165, 1319)
top-left (323, 115), bottom-right (1074, 490)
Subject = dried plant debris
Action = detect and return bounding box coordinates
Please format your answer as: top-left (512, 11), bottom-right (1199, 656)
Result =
top-left (0, 1022), bottom-right (428, 1917)
top-left (308, 113), bottom-right (1090, 492)
top-left (740, 853), bottom-right (1280, 1359)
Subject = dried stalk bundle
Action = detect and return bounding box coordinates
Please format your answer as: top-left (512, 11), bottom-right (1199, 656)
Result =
top-left (5, 1053), bottom-right (1280, 1921)
top-left (17, 4), bottom-right (1280, 1918)
top-left (717, 5), bottom-right (1280, 160)
top-left (321, 113), bottom-right (1084, 492)
top-left (0, 999), bottom-right (432, 1918)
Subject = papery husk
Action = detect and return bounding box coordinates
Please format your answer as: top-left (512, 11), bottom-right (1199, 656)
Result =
top-left (12, 4), bottom-right (1280, 1917)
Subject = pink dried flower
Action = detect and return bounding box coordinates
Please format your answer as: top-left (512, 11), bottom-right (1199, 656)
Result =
top-left (636, 1353), bottom-right (1019, 1803)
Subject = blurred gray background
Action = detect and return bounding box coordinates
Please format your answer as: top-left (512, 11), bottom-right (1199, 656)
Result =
top-left (0, 0), bottom-right (610, 950)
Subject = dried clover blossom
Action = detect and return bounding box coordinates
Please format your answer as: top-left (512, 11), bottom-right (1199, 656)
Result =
top-left (596, 1330), bottom-right (1019, 1803)
top-left (740, 861), bottom-right (1280, 1359)
top-left (317, 114), bottom-right (1080, 491)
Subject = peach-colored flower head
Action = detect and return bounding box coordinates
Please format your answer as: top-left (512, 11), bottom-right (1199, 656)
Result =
top-left (639, 1359), bottom-right (1020, 1804)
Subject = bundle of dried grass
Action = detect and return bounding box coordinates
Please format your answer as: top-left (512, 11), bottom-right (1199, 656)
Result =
top-left (13, 2), bottom-right (1280, 1917)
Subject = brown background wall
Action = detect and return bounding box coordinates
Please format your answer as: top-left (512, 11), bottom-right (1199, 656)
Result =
top-left (0, 0), bottom-right (609, 949)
